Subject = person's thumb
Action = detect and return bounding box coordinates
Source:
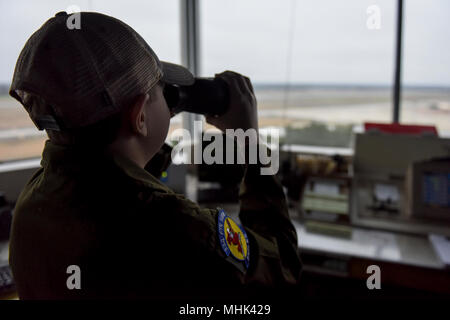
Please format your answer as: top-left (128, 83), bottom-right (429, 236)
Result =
top-left (205, 115), bottom-right (217, 127)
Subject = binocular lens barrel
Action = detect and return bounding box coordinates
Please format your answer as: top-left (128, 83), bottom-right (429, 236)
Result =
top-left (163, 77), bottom-right (229, 116)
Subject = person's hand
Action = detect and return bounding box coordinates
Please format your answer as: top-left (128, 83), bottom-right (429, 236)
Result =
top-left (205, 71), bottom-right (258, 132)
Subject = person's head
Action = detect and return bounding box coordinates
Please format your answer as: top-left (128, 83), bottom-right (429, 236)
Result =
top-left (10, 11), bottom-right (194, 165)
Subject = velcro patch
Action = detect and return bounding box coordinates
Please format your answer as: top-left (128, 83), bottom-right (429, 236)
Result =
top-left (217, 208), bottom-right (250, 270)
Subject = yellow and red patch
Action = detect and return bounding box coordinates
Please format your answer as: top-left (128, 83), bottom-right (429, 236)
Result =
top-left (217, 209), bottom-right (249, 269)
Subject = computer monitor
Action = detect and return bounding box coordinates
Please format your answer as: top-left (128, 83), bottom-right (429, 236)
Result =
top-left (406, 158), bottom-right (450, 222)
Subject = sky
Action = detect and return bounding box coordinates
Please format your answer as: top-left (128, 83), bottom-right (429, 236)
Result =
top-left (0, 0), bottom-right (449, 86)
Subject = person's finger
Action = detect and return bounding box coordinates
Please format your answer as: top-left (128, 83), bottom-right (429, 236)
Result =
top-left (234, 74), bottom-right (249, 95)
top-left (218, 71), bottom-right (244, 96)
top-left (238, 75), bottom-right (252, 95)
top-left (243, 76), bottom-right (254, 94)
top-left (205, 115), bottom-right (221, 129)
top-left (205, 114), bottom-right (217, 123)
top-left (225, 71), bottom-right (252, 96)
top-left (227, 71), bottom-right (250, 94)
top-left (205, 115), bottom-right (214, 125)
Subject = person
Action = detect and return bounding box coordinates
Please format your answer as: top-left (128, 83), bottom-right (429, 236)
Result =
top-left (8, 11), bottom-right (302, 299)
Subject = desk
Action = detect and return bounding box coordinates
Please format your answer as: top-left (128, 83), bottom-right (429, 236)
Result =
top-left (293, 220), bottom-right (443, 269)
top-left (211, 203), bottom-right (450, 295)
top-left (294, 219), bottom-right (450, 294)
top-left (0, 240), bottom-right (17, 300)
top-left (2, 204), bottom-right (449, 298)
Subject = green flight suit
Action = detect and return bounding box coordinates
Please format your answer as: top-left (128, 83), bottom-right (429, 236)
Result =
top-left (9, 140), bottom-right (302, 299)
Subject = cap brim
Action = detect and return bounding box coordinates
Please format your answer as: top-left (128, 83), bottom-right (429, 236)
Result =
top-left (161, 61), bottom-right (195, 86)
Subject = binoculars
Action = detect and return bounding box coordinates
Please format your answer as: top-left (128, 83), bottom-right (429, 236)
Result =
top-left (163, 77), bottom-right (229, 116)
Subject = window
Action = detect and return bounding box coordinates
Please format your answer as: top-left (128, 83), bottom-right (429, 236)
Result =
top-left (0, 0), bottom-right (181, 162)
top-left (1, 1), bottom-right (449, 162)
top-left (401, 0), bottom-right (450, 136)
top-left (200, 0), bottom-right (397, 147)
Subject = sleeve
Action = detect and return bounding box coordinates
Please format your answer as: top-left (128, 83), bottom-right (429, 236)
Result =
top-left (144, 143), bottom-right (173, 178)
top-left (237, 144), bottom-right (303, 286)
top-left (140, 142), bottom-right (302, 289)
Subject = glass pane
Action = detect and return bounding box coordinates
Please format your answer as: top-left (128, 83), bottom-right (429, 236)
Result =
top-left (402, 0), bottom-right (450, 136)
top-left (201, 0), bottom-right (396, 147)
top-left (0, 0), bottom-right (180, 162)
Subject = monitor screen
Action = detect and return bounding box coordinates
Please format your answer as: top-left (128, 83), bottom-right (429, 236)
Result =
top-left (422, 173), bottom-right (450, 208)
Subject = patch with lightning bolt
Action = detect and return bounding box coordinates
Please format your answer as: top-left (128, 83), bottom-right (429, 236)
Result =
top-left (217, 208), bottom-right (249, 269)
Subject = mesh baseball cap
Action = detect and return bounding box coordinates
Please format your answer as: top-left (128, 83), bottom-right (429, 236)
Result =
top-left (9, 11), bottom-right (194, 131)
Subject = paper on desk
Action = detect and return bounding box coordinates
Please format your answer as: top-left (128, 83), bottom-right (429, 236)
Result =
top-left (294, 221), bottom-right (401, 261)
top-left (313, 182), bottom-right (339, 197)
top-left (353, 229), bottom-right (401, 261)
top-left (374, 183), bottom-right (399, 202)
top-left (429, 234), bottom-right (450, 266)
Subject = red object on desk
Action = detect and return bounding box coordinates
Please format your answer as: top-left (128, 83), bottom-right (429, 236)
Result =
top-left (364, 122), bottom-right (438, 136)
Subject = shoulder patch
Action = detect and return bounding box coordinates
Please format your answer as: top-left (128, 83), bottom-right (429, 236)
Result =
top-left (217, 208), bottom-right (250, 269)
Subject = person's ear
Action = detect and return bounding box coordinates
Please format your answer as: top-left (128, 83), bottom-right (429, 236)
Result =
top-left (129, 93), bottom-right (149, 137)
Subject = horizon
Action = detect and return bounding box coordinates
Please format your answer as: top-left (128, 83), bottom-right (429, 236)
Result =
top-left (0, 82), bottom-right (449, 93)
top-left (1, 1), bottom-right (449, 87)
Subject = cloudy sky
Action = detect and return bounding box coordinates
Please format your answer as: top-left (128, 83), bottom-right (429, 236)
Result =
top-left (0, 0), bottom-right (449, 86)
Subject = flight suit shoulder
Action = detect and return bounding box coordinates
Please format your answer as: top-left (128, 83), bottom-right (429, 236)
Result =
top-left (135, 190), bottom-right (251, 278)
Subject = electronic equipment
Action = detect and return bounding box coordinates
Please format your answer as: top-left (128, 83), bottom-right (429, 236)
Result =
top-left (0, 193), bottom-right (12, 241)
top-left (352, 132), bottom-right (450, 235)
top-left (0, 264), bottom-right (14, 296)
top-left (406, 157), bottom-right (450, 222)
top-left (164, 77), bottom-right (229, 116)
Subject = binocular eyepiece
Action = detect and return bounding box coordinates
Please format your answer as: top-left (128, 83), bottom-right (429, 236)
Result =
top-left (163, 77), bottom-right (229, 117)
